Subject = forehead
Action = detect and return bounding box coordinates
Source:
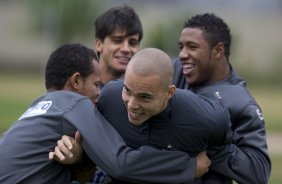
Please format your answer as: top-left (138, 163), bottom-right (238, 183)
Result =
top-left (179, 27), bottom-right (207, 43)
top-left (109, 28), bottom-right (139, 39)
top-left (124, 71), bottom-right (163, 95)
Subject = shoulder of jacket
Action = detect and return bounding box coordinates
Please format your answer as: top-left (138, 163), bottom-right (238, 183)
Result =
top-left (50, 91), bottom-right (89, 110)
top-left (208, 84), bottom-right (259, 116)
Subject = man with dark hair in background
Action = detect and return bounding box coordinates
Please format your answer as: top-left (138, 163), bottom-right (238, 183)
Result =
top-left (90, 5), bottom-right (143, 183)
top-left (94, 5), bottom-right (143, 87)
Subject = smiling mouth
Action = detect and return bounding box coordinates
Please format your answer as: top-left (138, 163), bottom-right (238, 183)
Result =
top-left (182, 63), bottom-right (195, 75)
top-left (116, 56), bottom-right (130, 64)
top-left (128, 110), bottom-right (144, 120)
top-left (130, 111), bottom-right (142, 117)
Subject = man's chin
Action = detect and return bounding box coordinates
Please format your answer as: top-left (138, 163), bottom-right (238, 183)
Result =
top-left (128, 117), bottom-right (145, 126)
top-left (186, 78), bottom-right (198, 86)
top-left (185, 76), bottom-right (192, 84)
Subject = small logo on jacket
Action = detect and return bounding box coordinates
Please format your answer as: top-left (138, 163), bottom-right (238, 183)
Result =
top-left (215, 91), bottom-right (222, 99)
top-left (256, 109), bottom-right (264, 120)
top-left (19, 101), bottom-right (52, 120)
top-left (162, 144), bottom-right (175, 151)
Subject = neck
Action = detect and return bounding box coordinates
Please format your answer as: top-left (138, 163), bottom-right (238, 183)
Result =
top-left (203, 60), bottom-right (231, 84)
top-left (219, 61), bottom-right (231, 81)
top-left (206, 60), bottom-right (231, 85)
top-left (47, 88), bottom-right (56, 92)
top-left (99, 61), bottom-right (124, 85)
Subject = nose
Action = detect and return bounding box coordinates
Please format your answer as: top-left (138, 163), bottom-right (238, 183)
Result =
top-left (127, 96), bottom-right (139, 110)
top-left (93, 87), bottom-right (100, 103)
top-left (120, 41), bottom-right (130, 52)
top-left (96, 86), bottom-right (101, 96)
top-left (179, 48), bottom-right (189, 60)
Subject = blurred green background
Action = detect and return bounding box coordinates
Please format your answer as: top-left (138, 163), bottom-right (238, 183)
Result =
top-left (0, 0), bottom-right (281, 183)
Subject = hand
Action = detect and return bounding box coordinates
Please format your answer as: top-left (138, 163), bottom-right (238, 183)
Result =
top-left (195, 151), bottom-right (211, 177)
top-left (49, 131), bottom-right (83, 165)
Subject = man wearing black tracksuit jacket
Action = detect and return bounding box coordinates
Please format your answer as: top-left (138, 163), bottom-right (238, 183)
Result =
top-left (174, 13), bottom-right (271, 184)
top-left (98, 79), bottom-right (230, 154)
top-left (96, 48), bottom-right (232, 184)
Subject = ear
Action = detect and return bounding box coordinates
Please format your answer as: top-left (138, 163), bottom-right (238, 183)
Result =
top-left (167, 85), bottom-right (176, 100)
top-left (212, 42), bottom-right (225, 59)
top-left (95, 38), bottom-right (103, 53)
top-left (70, 72), bottom-right (82, 91)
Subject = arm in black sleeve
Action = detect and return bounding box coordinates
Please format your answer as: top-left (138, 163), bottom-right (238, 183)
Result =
top-left (65, 98), bottom-right (196, 184)
top-left (208, 104), bottom-right (271, 184)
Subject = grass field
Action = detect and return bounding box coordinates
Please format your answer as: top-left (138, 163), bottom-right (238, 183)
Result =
top-left (0, 73), bottom-right (44, 132)
top-left (0, 73), bottom-right (281, 183)
top-left (248, 85), bottom-right (282, 133)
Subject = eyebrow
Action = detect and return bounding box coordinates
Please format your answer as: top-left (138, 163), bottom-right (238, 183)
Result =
top-left (179, 40), bottom-right (195, 45)
top-left (111, 35), bottom-right (124, 38)
top-left (110, 35), bottom-right (126, 41)
top-left (123, 84), bottom-right (153, 97)
top-left (123, 84), bottom-right (130, 91)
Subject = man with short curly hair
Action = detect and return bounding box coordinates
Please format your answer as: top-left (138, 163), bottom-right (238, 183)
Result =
top-left (174, 13), bottom-right (271, 184)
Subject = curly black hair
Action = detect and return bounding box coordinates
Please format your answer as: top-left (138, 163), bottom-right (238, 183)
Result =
top-left (45, 43), bottom-right (98, 90)
top-left (183, 13), bottom-right (231, 60)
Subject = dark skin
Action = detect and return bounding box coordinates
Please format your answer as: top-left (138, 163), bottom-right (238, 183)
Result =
top-left (178, 28), bottom-right (231, 86)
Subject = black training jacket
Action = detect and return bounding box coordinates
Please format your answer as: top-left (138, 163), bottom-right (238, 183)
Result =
top-left (98, 79), bottom-right (232, 184)
top-left (0, 91), bottom-right (205, 184)
top-left (172, 58), bottom-right (271, 184)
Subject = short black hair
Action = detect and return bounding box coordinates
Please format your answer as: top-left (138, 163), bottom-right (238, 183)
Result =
top-left (45, 43), bottom-right (98, 90)
top-left (183, 13), bottom-right (231, 59)
top-left (95, 5), bottom-right (143, 42)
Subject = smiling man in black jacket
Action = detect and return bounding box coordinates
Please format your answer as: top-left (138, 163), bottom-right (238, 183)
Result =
top-left (174, 13), bottom-right (271, 184)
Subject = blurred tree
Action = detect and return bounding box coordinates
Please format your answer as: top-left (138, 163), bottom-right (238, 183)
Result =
top-left (146, 18), bottom-right (183, 58)
top-left (27, 0), bottom-right (103, 43)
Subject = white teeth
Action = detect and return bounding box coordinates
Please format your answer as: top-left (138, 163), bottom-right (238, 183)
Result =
top-left (116, 56), bottom-right (130, 61)
top-left (183, 63), bottom-right (194, 69)
top-left (182, 63), bottom-right (195, 75)
top-left (130, 111), bottom-right (142, 118)
top-left (130, 111), bottom-right (141, 116)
